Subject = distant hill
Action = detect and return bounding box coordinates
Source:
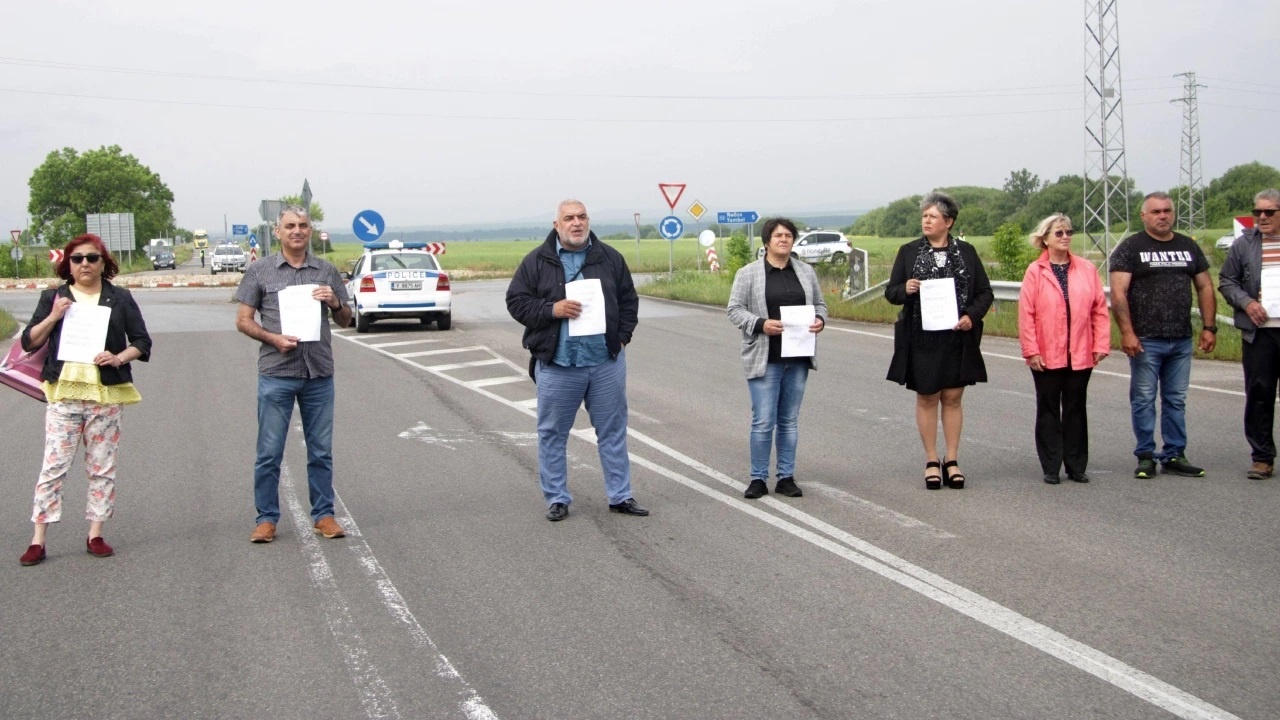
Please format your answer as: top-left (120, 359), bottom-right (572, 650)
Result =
top-left (327, 213), bottom-right (861, 244)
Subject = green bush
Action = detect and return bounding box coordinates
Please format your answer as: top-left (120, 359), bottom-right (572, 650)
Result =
top-left (725, 235), bottom-right (752, 276)
top-left (990, 221), bottom-right (1031, 280)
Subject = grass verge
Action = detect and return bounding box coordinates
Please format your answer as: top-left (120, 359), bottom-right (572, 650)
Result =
top-left (0, 307), bottom-right (17, 340)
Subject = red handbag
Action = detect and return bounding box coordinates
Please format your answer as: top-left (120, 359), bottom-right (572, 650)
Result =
top-left (0, 340), bottom-right (49, 402)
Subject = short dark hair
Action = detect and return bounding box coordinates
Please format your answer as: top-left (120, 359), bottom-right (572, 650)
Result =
top-left (760, 217), bottom-right (799, 249)
top-left (57, 234), bottom-right (119, 282)
top-left (920, 191), bottom-right (960, 221)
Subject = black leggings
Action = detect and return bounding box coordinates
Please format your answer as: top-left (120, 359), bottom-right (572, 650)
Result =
top-left (1031, 367), bottom-right (1093, 476)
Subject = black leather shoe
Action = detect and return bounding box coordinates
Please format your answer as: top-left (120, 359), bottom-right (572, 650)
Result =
top-left (1043, 473), bottom-right (1061, 485)
top-left (608, 499), bottom-right (649, 516)
top-left (1068, 472), bottom-right (1090, 483)
top-left (546, 502), bottom-right (568, 522)
top-left (743, 479), bottom-right (768, 499)
top-left (775, 477), bottom-right (803, 497)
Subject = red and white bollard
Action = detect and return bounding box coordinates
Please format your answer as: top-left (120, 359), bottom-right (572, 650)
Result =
top-left (705, 247), bottom-right (720, 271)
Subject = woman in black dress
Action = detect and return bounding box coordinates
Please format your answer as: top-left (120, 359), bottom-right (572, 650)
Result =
top-left (885, 192), bottom-right (993, 489)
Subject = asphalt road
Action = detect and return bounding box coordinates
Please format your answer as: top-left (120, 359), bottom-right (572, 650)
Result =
top-left (0, 280), bottom-right (1275, 720)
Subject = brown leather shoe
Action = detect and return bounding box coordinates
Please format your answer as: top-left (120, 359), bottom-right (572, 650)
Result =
top-left (1247, 461), bottom-right (1274, 480)
top-left (250, 522), bottom-right (276, 543)
top-left (313, 516), bottom-right (345, 539)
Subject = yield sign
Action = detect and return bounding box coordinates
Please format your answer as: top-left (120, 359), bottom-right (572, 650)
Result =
top-left (658, 183), bottom-right (686, 211)
top-left (10, 230), bottom-right (20, 244)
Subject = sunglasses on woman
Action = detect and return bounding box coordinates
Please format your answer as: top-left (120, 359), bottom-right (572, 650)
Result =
top-left (1053, 229), bottom-right (1075, 238)
top-left (69, 254), bottom-right (103, 264)
top-left (1254, 208), bottom-right (1278, 218)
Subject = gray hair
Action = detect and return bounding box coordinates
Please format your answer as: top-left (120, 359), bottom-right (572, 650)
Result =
top-left (1029, 213), bottom-right (1071, 250)
top-left (556, 198), bottom-right (587, 218)
top-left (1255, 188), bottom-right (1280, 206)
top-left (920, 191), bottom-right (959, 221)
top-left (1141, 191), bottom-right (1172, 210)
top-left (277, 204), bottom-right (309, 224)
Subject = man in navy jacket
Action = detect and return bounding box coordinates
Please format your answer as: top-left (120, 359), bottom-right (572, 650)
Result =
top-left (506, 199), bottom-right (645, 522)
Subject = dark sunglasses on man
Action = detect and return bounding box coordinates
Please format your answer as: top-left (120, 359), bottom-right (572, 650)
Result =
top-left (1253, 208), bottom-right (1278, 218)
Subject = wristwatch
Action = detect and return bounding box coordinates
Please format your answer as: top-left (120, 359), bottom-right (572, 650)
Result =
top-left (1203, 325), bottom-right (1218, 334)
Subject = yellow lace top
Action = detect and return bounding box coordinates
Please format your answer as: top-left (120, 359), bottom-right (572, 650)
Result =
top-left (41, 286), bottom-right (142, 405)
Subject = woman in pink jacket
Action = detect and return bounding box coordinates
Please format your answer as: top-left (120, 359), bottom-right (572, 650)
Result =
top-left (1018, 213), bottom-right (1111, 484)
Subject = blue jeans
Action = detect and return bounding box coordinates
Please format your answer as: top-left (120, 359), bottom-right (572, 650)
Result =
top-left (1128, 337), bottom-right (1192, 461)
top-left (535, 352), bottom-right (632, 506)
top-left (746, 360), bottom-right (810, 480)
top-left (255, 374), bottom-right (336, 525)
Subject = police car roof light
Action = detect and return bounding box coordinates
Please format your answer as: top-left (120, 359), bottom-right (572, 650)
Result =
top-left (362, 240), bottom-right (427, 250)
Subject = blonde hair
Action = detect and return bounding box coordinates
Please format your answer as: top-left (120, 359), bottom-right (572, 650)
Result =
top-left (1029, 213), bottom-right (1072, 250)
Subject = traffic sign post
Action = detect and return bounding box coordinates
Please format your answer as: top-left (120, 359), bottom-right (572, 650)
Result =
top-left (232, 224), bottom-right (249, 236)
top-left (716, 211), bottom-right (759, 224)
top-left (353, 210), bottom-right (385, 242)
top-left (10, 230), bottom-right (20, 244)
top-left (659, 184), bottom-right (686, 211)
top-left (10, 245), bottom-right (22, 280)
top-left (248, 233), bottom-right (258, 249)
top-left (659, 215), bottom-right (683, 276)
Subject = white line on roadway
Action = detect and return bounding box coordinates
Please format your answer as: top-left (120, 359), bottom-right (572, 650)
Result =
top-left (468, 376), bottom-right (527, 388)
top-left (825, 326), bottom-right (1247, 397)
top-left (399, 347), bottom-right (485, 358)
top-left (280, 465), bottom-right (400, 719)
top-left (426, 359), bottom-right (505, 371)
top-left (370, 340), bottom-right (441, 349)
top-left (338, 334), bottom-right (1242, 720)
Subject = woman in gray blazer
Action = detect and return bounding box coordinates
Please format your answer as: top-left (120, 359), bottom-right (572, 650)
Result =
top-left (727, 217), bottom-right (827, 500)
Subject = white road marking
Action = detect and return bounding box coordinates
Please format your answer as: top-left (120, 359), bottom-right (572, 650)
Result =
top-left (331, 496), bottom-right (500, 720)
top-left (468, 376), bottom-right (527, 388)
top-left (399, 347), bottom-right (485, 358)
top-left (338, 334), bottom-right (1243, 720)
top-left (514, 398), bottom-right (538, 409)
top-left (280, 465), bottom-right (400, 720)
top-left (399, 422), bottom-right (538, 450)
top-left (370, 339), bottom-right (441, 349)
top-left (804, 482), bottom-right (958, 539)
top-left (289, 425), bottom-right (502, 719)
top-left (426, 359), bottom-right (505, 371)
top-left (345, 333), bottom-right (397, 340)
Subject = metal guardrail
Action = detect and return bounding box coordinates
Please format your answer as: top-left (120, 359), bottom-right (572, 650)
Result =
top-left (990, 280), bottom-right (1235, 328)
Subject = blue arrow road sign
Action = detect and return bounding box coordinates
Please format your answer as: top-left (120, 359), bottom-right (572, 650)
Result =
top-left (716, 211), bottom-right (759, 224)
top-left (659, 215), bottom-right (684, 241)
top-left (248, 234), bottom-right (258, 248)
top-left (232, 224), bottom-right (249, 235)
top-left (353, 210), bottom-right (385, 242)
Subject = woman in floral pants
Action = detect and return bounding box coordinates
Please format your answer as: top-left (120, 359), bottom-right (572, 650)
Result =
top-left (19, 233), bottom-right (151, 566)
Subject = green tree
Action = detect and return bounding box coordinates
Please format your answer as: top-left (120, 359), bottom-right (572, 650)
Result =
top-left (1003, 168), bottom-right (1042, 208)
top-left (956, 206), bottom-right (993, 235)
top-left (877, 195), bottom-right (924, 237)
top-left (849, 207), bottom-right (884, 236)
top-left (990, 221), bottom-right (1031, 280)
top-left (725, 234), bottom-right (752, 276)
top-left (27, 145), bottom-right (176, 249)
top-left (1203, 162), bottom-right (1280, 227)
top-left (1014, 174), bottom-right (1085, 231)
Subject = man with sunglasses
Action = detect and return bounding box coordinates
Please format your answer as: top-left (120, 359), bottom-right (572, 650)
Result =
top-left (1218, 189), bottom-right (1280, 480)
top-left (1110, 192), bottom-right (1217, 479)
top-left (235, 204), bottom-right (353, 544)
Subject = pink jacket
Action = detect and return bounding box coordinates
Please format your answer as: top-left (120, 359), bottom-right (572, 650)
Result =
top-left (1018, 252), bottom-right (1111, 370)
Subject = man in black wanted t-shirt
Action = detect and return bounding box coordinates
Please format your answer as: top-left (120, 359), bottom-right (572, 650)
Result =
top-left (1109, 191), bottom-right (1217, 479)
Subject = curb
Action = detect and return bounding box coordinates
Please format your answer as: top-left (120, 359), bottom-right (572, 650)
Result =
top-left (0, 277), bottom-right (242, 291)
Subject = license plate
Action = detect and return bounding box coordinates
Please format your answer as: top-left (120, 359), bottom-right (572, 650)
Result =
top-left (391, 281), bottom-right (422, 291)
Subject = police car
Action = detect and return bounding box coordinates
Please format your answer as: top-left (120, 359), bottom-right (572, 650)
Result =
top-left (344, 240), bottom-right (452, 332)
top-left (756, 229), bottom-right (853, 264)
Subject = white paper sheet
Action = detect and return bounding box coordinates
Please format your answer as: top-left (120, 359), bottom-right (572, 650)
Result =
top-left (565, 279), bottom-right (606, 337)
top-left (279, 284), bottom-right (322, 342)
top-left (1262, 268), bottom-right (1280, 318)
top-left (57, 303), bottom-right (112, 363)
top-left (919, 277), bottom-right (961, 331)
top-left (779, 305), bottom-right (817, 358)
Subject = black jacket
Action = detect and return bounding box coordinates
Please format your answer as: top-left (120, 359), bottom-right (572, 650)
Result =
top-left (505, 231), bottom-right (638, 364)
top-left (22, 280), bottom-right (153, 386)
top-left (884, 237), bottom-right (993, 386)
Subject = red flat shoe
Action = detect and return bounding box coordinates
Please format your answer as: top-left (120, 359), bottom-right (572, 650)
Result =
top-left (86, 537), bottom-right (114, 558)
top-left (20, 544), bottom-right (45, 566)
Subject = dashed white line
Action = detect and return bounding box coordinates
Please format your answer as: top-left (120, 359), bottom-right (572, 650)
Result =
top-left (370, 339), bottom-right (441, 349)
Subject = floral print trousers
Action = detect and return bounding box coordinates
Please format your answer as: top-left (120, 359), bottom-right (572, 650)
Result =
top-left (31, 400), bottom-right (123, 524)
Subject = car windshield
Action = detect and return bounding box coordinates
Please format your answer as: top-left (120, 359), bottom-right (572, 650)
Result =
top-left (371, 253), bottom-right (439, 272)
top-left (215, 246), bottom-right (241, 255)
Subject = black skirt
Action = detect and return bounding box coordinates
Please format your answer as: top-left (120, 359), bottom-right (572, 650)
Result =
top-left (904, 326), bottom-right (986, 395)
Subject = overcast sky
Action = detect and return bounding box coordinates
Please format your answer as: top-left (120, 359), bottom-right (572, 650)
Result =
top-left (2, 0), bottom-right (1277, 237)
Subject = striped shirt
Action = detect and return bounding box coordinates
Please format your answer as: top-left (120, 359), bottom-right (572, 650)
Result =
top-left (234, 252), bottom-right (350, 379)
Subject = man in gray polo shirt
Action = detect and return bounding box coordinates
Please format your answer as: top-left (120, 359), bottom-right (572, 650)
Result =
top-left (235, 204), bottom-right (353, 543)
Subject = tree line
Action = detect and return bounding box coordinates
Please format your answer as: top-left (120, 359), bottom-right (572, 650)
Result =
top-left (849, 162), bottom-right (1280, 238)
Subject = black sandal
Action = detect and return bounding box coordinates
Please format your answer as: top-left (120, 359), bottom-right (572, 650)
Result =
top-left (925, 461), bottom-right (942, 490)
top-left (942, 459), bottom-right (966, 489)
